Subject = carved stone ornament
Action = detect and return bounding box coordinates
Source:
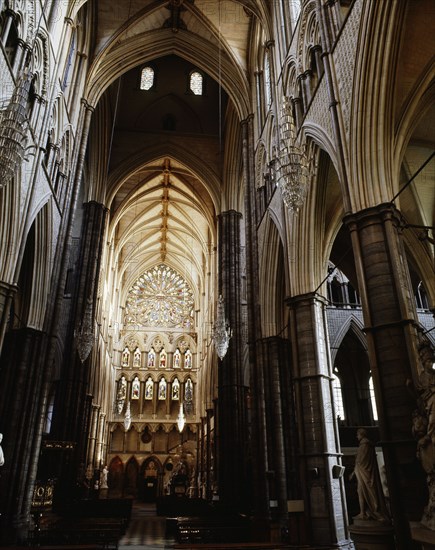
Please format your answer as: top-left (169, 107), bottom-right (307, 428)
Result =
top-left (412, 337), bottom-right (435, 530)
top-left (153, 337), bottom-right (164, 352)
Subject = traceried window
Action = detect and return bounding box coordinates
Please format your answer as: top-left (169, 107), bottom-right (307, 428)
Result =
top-left (125, 264), bottom-right (194, 329)
top-left (332, 368), bottom-right (345, 421)
top-left (140, 66), bottom-right (154, 90)
top-left (190, 71), bottom-right (203, 95)
top-left (184, 349), bottom-right (192, 369)
top-left (133, 347), bottom-right (141, 368)
top-left (148, 349), bottom-right (155, 368)
top-left (264, 50), bottom-right (272, 109)
top-left (369, 376), bottom-right (378, 422)
top-left (289, 0), bottom-right (301, 24)
top-left (158, 377), bottom-right (167, 400)
top-left (145, 377), bottom-right (153, 400)
top-left (121, 347), bottom-right (130, 368)
top-left (172, 378), bottom-right (180, 400)
top-left (159, 349), bottom-right (167, 369)
top-left (173, 349), bottom-right (181, 368)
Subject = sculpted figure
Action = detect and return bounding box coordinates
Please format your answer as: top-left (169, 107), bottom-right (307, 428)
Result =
top-left (350, 428), bottom-right (389, 522)
top-left (0, 433), bottom-right (4, 466)
top-left (100, 465), bottom-right (109, 489)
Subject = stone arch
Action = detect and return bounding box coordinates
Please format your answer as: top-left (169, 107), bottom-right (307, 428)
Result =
top-left (85, 31), bottom-right (250, 121)
top-left (329, 315), bottom-right (366, 365)
top-left (259, 213), bottom-right (287, 337)
top-left (108, 456), bottom-right (124, 497)
top-left (124, 455), bottom-right (139, 497)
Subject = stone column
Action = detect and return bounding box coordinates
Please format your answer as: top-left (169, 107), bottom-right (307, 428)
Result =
top-left (217, 210), bottom-right (249, 511)
top-left (0, 328), bottom-right (45, 542)
top-left (344, 203), bottom-right (427, 548)
top-left (241, 116), bottom-right (270, 536)
top-left (259, 337), bottom-right (297, 535)
top-left (86, 403), bottom-right (100, 467)
top-left (286, 292), bottom-right (351, 548)
top-left (0, 282), bottom-right (17, 354)
top-left (50, 201), bottom-right (107, 487)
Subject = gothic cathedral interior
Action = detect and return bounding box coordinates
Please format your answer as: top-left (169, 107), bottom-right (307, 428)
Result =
top-left (0, 1), bottom-right (434, 549)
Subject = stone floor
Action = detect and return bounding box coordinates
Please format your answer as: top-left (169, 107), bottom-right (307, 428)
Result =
top-left (118, 502), bottom-right (175, 550)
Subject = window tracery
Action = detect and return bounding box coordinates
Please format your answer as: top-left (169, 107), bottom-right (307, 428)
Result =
top-left (264, 50), bottom-right (272, 109)
top-left (172, 378), bottom-right (180, 400)
top-left (174, 348), bottom-right (181, 368)
top-left (121, 347), bottom-right (130, 368)
top-left (131, 376), bottom-right (140, 400)
top-left (369, 376), bottom-right (378, 422)
top-left (332, 368), bottom-right (345, 421)
top-left (158, 377), bottom-right (167, 400)
top-left (147, 348), bottom-right (155, 368)
top-left (189, 71), bottom-right (203, 95)
top-left (133, 347), bottom-right (141, 368)
top-left (145, 377), bottom-right (154, 400)
top-left (140, 66), bottom-right (154, 90)
top-left (125, 264), bottom-right (194, 329)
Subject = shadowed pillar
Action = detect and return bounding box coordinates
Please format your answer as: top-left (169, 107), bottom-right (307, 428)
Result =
top-left (344, 203), bottom-right (427, 548)
top-left (286, 292), bottom-right (351, 548)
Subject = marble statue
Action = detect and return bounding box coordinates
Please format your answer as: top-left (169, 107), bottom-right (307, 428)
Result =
top-left (350, 428), bottom-right (389, 522)
top-left (100, 465), bottom-right (109, 489)
top-left (0, 433), bottom-right (4, 466)
top-left (411, 339), bottom-right (435, 530)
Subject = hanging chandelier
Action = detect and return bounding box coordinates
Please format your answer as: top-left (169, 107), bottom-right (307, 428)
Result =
top-left (0, 71), bottom-right (31, 189)
top-left (276, 97), bottom-right (309, 212)
top-left (124, 401), bottom-right (131, 431)
top-left (75, 299), bottom-right (95, 363)
top-left (177, 403), bottom-right (186, 433)
top-left (212, 295), bottom-right (232, 360)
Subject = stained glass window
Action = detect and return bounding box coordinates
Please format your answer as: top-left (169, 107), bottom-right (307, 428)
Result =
top-left (190, 71), bottom-right (203, 95)
top-left (369, 376), bottom-right (378, 421)
top-left (172, 378), bottom-right (180, 400)
top-left (332, 368), bottom-right (345, 420)
top-left (140, 66), bottom-right (154, 90)
top-left (174, 349), bottom-right (181, 368)
top-left (184, 349), bottom-right (192, 369)
top-left (185, 378), bottom-right (193, 402)
top-left (125, 264), bottom-right (194, 329)
top-left (158, 377), bottom-right (167, 400)
top-left (160, 349), bottom-right (167, 369)
top-left (145, 377), bottom-right (153, 400)
top-left (147, 349), bottom-right (155, 368)
top-left (131, 376), bottom-right (140, 400)
top-left (133, 347), bottom-right (141, 368)
top-left (289, 0), bottom-right (301, 24)
top-left (264, 51), bottom-right (272, 109)
top-left (121, 347), bottom-right (130, 368)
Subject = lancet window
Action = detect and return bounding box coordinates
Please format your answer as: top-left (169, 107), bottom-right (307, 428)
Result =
top-left (158, 377), bottom-right (167, 400)
top-left (173, 348), bottom-right (181, 368)
top-left (190, 70), bottom-right (203, 95)
top-left (121, 347), bottom-right (130, 368)
top-left (159, 349), bottom-right (167, 369)
top-left (133, 347), bottom-right (141, 368)
top-left (131, 376), bottom-right (140, 400)
top-left (148, 348), bottom-right (155, 368)
top-left (369, 376), bottom-right (378, 422)
top-left (140, 66), bottom-right (154, 90)
top-left (145, 377), bottom-right (154, 400)
top-left (332, 368), bottom-right (345, 421)
top-left (184, 349), bottom-right (192, 369)
top-left (172, 378), bottom-right (180, 400)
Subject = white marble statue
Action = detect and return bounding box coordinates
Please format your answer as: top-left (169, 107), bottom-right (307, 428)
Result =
top-left (0, 433), bottom-right (4, 466)
top-left (350, 428), bottom-right (389, 522)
